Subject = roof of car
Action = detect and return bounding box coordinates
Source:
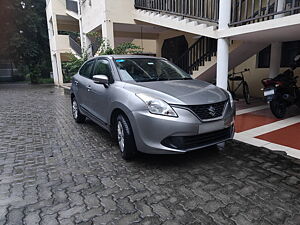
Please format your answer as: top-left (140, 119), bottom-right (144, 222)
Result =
top-left (95, 55), bottom-right (166, 60)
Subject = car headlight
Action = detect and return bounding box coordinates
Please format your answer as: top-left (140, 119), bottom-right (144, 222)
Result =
top-left (136, 93), bottom-right (178, 117)
top-left (226, 90), bottom-right (234, 108)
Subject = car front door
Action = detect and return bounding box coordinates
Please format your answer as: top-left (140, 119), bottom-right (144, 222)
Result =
top-left (76, 60), bottom-right (95, 113)
top-left (88, 59), bottom-right (113, 125)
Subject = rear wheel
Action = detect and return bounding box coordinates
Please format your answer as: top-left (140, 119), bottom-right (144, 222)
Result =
top-left (72, 98), bottom-right (86, 123)
top-left (115, 114), bottom-right (137, 160)
top-left (243, 82), bottom-right (251, 104)
top-left (270, 100), bottom-right (286, 119)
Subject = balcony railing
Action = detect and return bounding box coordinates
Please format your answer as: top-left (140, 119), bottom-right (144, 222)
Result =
top-left (134, 0), bottom-right (219, 23)
top-left (230, 0), bottom-right (300, 26)
top-left (134, 0), bottom-right (300, 27)
top-left (66, 0), bottom-right (78, 14)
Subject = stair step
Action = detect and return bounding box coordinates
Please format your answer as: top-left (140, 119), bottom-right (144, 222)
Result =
top-left (188, 21), bottom-right (199, 26)
top-left (198, 24), bottom-right (207, 29)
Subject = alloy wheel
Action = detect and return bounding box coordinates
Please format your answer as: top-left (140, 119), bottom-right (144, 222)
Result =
top-left (117, 121), bottom-right (125, 152)
top-left (72, 100), bottom-right (78, 119)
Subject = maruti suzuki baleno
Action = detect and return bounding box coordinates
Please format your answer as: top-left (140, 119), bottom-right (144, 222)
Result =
top-left (71, 55), bottom-right (235, 160)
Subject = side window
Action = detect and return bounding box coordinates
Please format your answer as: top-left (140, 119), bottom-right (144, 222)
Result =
top-left (79, 60), bottom-right (94, 78)
top-left (93, 59), bottom-right (113, 82)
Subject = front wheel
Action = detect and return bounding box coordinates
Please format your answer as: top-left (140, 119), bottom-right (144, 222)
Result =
top-left (243, 82), bottom-right (251, 104)
top-left (270, 100), bottom-right (286, 119)
top-left (116, 114), bottom-right (137, 160)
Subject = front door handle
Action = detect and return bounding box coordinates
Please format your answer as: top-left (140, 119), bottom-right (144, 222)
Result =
top-left (87, 85), bottom-right (91, 92)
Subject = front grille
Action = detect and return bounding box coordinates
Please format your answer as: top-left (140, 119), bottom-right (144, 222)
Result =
top-left (161, 127), bottom-right (233, 150)
top-left (186, 101), bottom-right (227, 120)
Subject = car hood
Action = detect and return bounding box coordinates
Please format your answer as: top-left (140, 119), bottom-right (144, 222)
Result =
top-left (123, 79), bottom-right (228, 105)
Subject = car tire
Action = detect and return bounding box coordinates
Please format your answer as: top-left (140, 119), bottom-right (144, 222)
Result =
top-left (72, 98), bottom-right (86, 123)
top-left (116, 114), bottom-right (137, 160)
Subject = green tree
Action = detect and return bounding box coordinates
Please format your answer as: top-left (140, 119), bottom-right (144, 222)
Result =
top-left (1, 0), bottom-right (52, 83)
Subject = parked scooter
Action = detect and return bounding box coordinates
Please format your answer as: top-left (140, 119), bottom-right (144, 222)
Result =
top-left (261, 55), bottom-right (300, 118)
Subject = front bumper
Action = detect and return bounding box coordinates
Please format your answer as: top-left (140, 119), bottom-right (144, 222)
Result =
top-left (131, 105), bottom-right (235, 154)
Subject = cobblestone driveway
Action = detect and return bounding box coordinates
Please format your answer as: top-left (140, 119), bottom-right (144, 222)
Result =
top-left (0, 84), bottom-right (300, 225)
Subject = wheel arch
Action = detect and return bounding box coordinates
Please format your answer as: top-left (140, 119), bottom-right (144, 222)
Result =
top-left (71, 93), bottom-right (75, 103)
top-left (109, 103), bottom-right (136, 137)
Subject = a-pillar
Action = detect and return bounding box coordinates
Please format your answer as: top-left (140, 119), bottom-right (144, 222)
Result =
top-left (216, 0), bottom-right (231, 90)
top-left (269, 0), bottom-right (285, 78)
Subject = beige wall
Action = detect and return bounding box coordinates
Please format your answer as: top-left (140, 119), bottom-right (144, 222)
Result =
top-left (132, 39), bottom-right (157, 54)
top-left (108, 0), bottom-right (135, 24)
top-left (232, 55), bottom-right (300, 98)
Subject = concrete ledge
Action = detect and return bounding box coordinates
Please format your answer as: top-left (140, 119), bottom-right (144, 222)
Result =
top-left (61, 83), bottom-right (71, 95)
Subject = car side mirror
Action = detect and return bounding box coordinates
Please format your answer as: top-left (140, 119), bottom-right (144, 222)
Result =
top-left (93, 75), bottom-right (109, 87)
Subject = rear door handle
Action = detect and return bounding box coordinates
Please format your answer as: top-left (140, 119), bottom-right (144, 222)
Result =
top-left (87, 85), bottom-right (91, 91)
top-left (74, 80), bottom-right (78, 85)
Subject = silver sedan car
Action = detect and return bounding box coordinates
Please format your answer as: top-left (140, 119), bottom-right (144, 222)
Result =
top-left (71, 55), bottom-right (235, 160)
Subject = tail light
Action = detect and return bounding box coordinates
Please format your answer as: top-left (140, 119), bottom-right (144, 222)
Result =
top-left (261, 79), bottom-right (283, 87)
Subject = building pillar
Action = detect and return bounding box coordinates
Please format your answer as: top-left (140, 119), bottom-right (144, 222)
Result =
top-left (56, 53), bottom-right (64, 85)
top-left (51, 14), bottom-right (64, 86)
top-left (269, 42), bottom-right (282, 78)
top-left (102, 20), bottom-right (114, 49)
top-left (51, 54), bottom-right (59, 85)
top-left (102, 0), bottom-right (114, 48)
top-left (269, 0), bottom-right (285, 78)
top-left (216, 0), bottom-right (231, 90)
top-left (216, 39), bottom-right (230, 89)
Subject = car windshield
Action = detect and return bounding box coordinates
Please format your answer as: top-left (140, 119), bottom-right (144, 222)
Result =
top-left (114, 58), bottom-right (192, 82)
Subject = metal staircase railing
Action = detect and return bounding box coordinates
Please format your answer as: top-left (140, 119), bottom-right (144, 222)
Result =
top-left (174, 37), bottom-right (217, 74)
top-left (134, 0), bottom-right (219, 23)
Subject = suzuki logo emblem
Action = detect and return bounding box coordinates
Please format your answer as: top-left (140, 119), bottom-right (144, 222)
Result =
top-left (208, 106), bottom-right (216, 117)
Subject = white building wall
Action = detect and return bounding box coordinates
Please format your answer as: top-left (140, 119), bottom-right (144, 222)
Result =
top-left (46, 0), bottom-right (69, 85)
top-left (80, 0), bottom-right (105, 34)
top-left (81, 0), bottom-right (136, 34)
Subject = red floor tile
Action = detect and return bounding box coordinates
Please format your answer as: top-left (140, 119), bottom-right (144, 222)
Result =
top-left (235, 98), bottom-right (265, 110)
top-left (235, 109), bottom-right (280, 133)
top-left (256, 123), bottom-right (300, 150)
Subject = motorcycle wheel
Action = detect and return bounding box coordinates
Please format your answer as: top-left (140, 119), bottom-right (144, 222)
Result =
top-left (270, 100), bottom-right (286, 119)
